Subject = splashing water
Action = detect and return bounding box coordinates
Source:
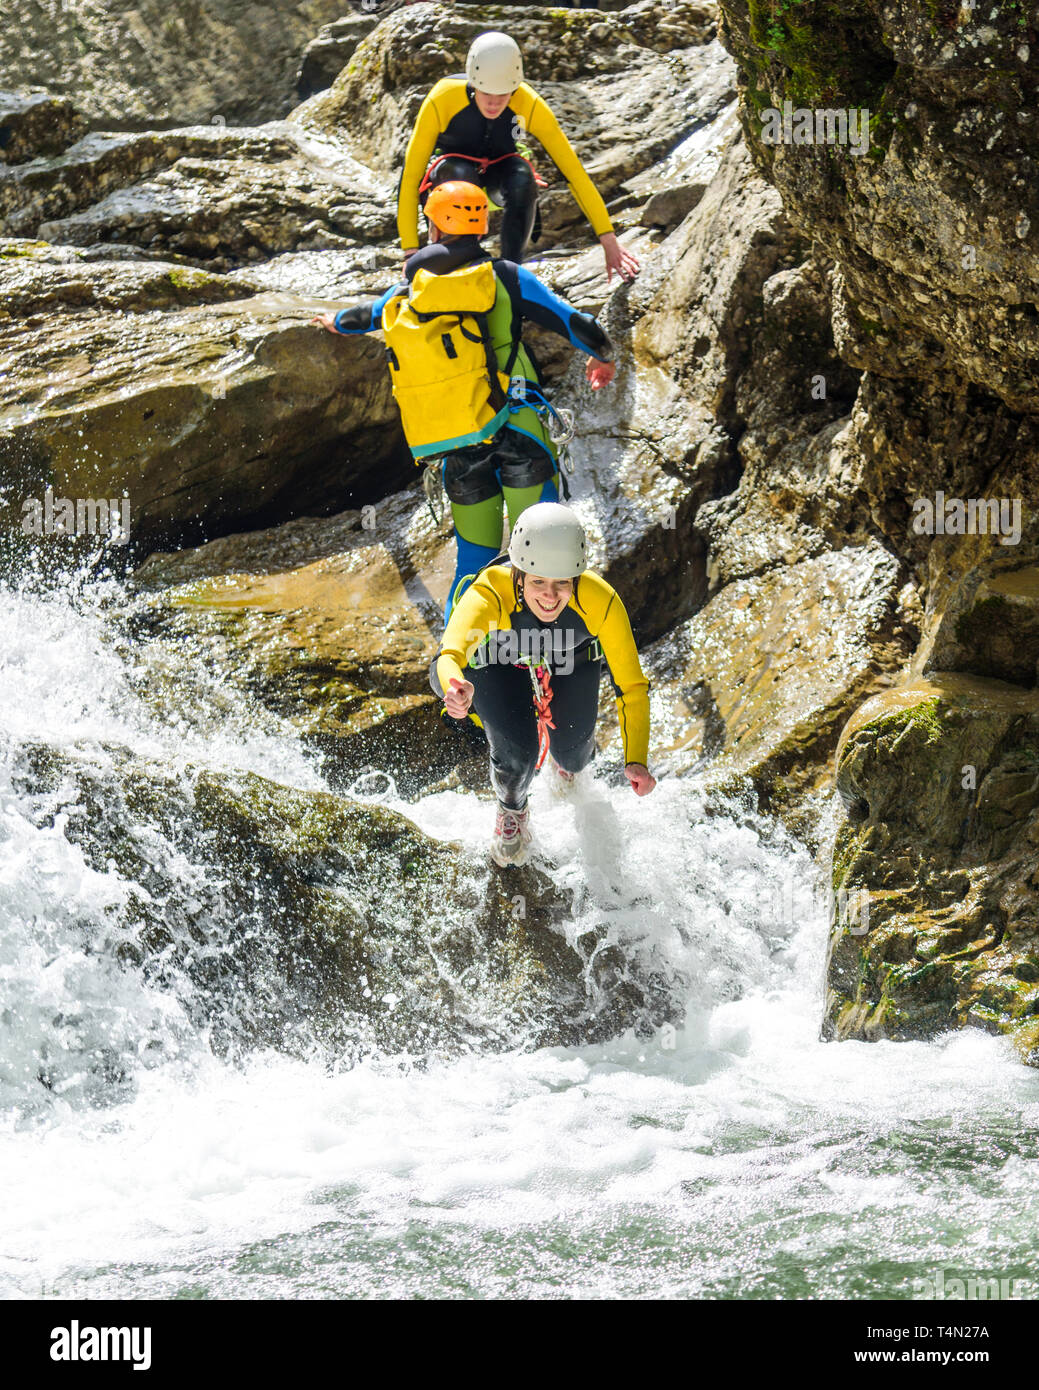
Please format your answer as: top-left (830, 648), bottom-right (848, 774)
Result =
top-left (2, 569), bottom-right (1038, 1301)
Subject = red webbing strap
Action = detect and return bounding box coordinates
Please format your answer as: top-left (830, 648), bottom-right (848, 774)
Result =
top-left (530, 664), bottom-right (555, 772)
top-left (419, 151), bottom-right (547, 196)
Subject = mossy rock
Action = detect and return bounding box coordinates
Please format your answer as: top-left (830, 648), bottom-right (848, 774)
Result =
top-left (827, 676), bottom-right (1039, 1062)
top-left (11, 739), bottom-right (680, 1067)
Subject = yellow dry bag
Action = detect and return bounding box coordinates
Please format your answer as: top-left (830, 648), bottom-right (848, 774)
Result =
top-left (381, 261), bottom-right (514, 459)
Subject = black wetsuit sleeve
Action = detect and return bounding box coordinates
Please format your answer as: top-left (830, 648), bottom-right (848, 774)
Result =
top-left (499, 261), bottom-right (615, 360)
top-left (332, 281), bottom-right (408, 334)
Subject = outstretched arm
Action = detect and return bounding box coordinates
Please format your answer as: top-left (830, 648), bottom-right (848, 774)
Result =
top-left (518, 87), bottom-right (639, 283)
top-left (508, 263), bottom-right (617, 387)
top-left (312, 282), bottom-right (406, 336)
top-left (512, 264), bottom-right (614, 356)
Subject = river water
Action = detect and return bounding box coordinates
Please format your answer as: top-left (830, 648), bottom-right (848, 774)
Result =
top-left (2, 569), bottom-right (1037, 1301)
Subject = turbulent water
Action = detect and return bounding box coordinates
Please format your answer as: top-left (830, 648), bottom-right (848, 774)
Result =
top-left (2, 565), bottom-right (1038, 1301)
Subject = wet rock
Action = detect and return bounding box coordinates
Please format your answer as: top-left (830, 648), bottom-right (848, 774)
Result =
top-left (644, 540), bottom-right (914, 834)
top-left (0, 0), bottom-right (368, 127)
top-left (632, 98), bottom-right (739, 230)
top-left (827, 675), bottom-right (1039, 1066)
top-left (0, 253), bottom-right (410, 552)
top-left (11, 739), bottom-right (678, 1060)
top-left (129, 490), bottom-right (456, 793)
top-left (0, 88), bottom-right (88, 163)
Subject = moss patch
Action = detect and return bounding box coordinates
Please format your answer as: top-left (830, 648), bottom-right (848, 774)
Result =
top-left (745, 0), bottom-right (896, 108)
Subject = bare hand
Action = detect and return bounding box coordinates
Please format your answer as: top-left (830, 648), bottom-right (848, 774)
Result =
top-left (444, 676), bottom-right (475, 720)
top-left (311, 312), bottom-right (340, 334)
top-left (624, 763), bottom-right (656, 796)
top-left (600, 232), bottom-right (639, 285)
top-left (402, 247), bottom-right (420, 273)
top-left (586, 358), bottom-right (616, 390)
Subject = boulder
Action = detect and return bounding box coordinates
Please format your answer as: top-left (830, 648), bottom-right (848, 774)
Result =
top-left (0, 88), bottom-right (88, 163)
top-left (0, 246), bottom-right (410, 553)
top-left (828, 676), bottom-right (1039, 1066)
top-left (129, 490), bottom-right (459, 793)
top-left (10, 738), bottom-right (679, 1070)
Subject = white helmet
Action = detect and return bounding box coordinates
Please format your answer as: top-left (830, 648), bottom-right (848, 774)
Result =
top-left (508, 503), bottom-right (588, 579)
top-left (465, 32), bottom-right (523, 96)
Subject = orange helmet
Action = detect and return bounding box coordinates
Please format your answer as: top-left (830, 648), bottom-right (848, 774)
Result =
top-left (424, 181), bottom-right (489, 236)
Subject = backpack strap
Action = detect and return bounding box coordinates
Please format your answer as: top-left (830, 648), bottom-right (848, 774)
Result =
top-left (473, 311), bottom-right (508, 413)
top-left (493, 260), bottom-right (525, 380)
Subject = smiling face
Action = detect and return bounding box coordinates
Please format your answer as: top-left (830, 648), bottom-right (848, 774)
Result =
top-left (522, 574), bottom-right (574, 622)
top-left (473, 88), bottom-right (513, 120)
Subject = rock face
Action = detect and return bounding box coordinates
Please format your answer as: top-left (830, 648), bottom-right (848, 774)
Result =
top-left (0, 240), bottom-right (410, 554)
top-left (718, 0), bottom-right (1039, 415)
top-left (828, 677), bottom-right (1039, 1066)
top-left (710, 0), bottom-right (1039, 1052)
top-left (0, 1), bottom-right (364, 127)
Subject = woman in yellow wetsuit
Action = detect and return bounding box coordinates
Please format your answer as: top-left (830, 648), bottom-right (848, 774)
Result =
top-left (399, 30), bottom-right (640, 283)
top-left (431, 503), bottom-right (656, 867)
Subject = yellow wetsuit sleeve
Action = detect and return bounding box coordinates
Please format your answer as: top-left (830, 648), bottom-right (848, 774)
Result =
top-left (397, 79), bottom-right (469, 249)
top-left (434, 572), bottom-right (507, 694)
top-left (596, 588), bottom-right (650, 766)
top-left (512, 85), bottom-right (614, 239)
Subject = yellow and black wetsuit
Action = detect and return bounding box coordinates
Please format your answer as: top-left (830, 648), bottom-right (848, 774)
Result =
top-left (399, 76), bottom-right (613, 260)
top-left (431, 565), bottom-right (649, 809)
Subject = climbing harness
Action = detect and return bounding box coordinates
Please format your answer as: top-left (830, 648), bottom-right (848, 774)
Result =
top-left (506, 379), bottom-right (576, 494)
top-left (419, 151), bottom-right (548, 196)
top-left (527, 662), bottom-right (555, 771)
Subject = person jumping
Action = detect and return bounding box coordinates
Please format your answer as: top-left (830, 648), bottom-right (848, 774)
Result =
top-left (431, 502), bottom-right (656, 867)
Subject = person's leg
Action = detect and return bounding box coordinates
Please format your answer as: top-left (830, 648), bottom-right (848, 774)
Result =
top-left (498, 431), bottom-right (559, 532)
top-left (421, 155), bottom-right (486, 211)
top-left (502, 474), bottom-right (559, 532)
top-left (426, 155), bottom-right (484, 187)
top-left (446, 497), bottom-right (503, 611)
top-left (484, 156), bottom-right (537, 262)
top-left (442, 445), bottom-right (505, 616)
top-left (470, 661), bottom-right (540, 809)
top-left (543, 657), bottom-right (601, 775)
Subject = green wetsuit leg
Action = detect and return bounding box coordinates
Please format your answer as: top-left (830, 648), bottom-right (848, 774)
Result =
top-left (503, 474), bottom-right (560, 531)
